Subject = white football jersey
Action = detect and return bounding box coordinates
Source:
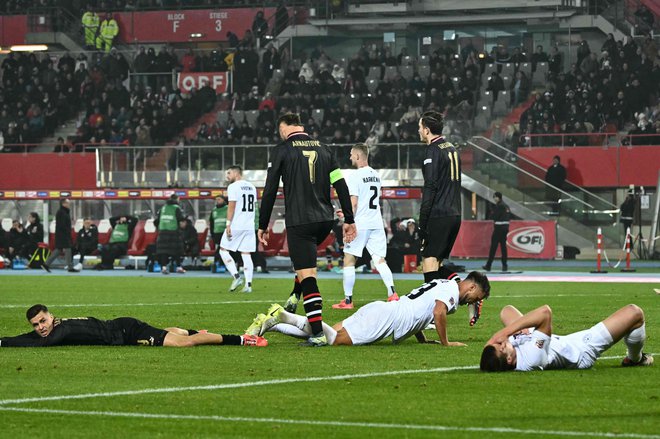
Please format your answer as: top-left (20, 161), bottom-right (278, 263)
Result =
top-left (348, 166), bottom-right (384, 230)
top-left (392, 279), bottom-right (459, 342)
top-left (227, 179), bottom-right (257, 230)
top-left (511, 330), bottom-right (551, 371)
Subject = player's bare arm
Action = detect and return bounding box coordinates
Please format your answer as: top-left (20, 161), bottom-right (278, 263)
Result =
top-left (487, 305), bottom-right (552, 346)
top-left (226, 200), bottom-right (236, 238)
top-left (433, 300), bottom-right (466, 347)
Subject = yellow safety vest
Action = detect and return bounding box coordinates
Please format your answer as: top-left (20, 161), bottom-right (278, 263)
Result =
top-left (82, 12), bottom-right (99, 29)
top-left (101, 19), bottom-right (119, 38)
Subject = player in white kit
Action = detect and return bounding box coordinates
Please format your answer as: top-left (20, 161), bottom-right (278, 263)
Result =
top-left (249, 271), bottom-right (490, 346)
top-left (219, 165), bottom-right (257, 293)
top-left (332, 144), bottom-right (398, 310)
top-left (480, 304), bottom-right (653, 372)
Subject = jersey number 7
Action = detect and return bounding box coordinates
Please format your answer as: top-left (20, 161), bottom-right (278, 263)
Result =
top-left (302, 150), bottom-right (318, 183)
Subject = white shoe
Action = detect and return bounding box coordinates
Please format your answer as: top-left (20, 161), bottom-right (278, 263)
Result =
top-left (74, 263), bottom-right (83, 271)
top-left (161, 266), bottom-right (170, 275)
top-left (176, 266), bottom-right (186, 274)
top-left (241, 285), bottom-right (252, 293)
top-left (259, 303), bottom-right (284, 336)
top-left (229, 275), bottom-right (244, 291)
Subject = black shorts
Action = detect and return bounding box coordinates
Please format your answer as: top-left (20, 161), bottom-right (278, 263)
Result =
top-left (422, 216), bottom-right (461, 260)
top-left (116, 317), bottom-right (168, 346)
top-left (287, 221), bottom-right (335, 270)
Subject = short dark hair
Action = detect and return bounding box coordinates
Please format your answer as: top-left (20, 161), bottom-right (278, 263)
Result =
top-left (553, 155), bottom-right (560, 161)
top-left (277, 113), bottom-right (302, 127)
top-left (420, 111), bottom-right (444, 135)
top-left (228, 165), bottom-right (243, 174)
top-left (60, 198), bottom-right (69, 206)
top-left (465, 270), bottom-right (491, 299)
top-left (480, 345), bottom-right (513, 372)
top-left (26, 304), bottom-right (48, 321)
top-left (494, 191), bottom-right (502, 200)
top-left (170, 193), bottom-right (179, 202)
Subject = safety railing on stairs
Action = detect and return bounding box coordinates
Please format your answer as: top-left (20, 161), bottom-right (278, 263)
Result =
top-left (467, 136), bottom-right (620, 243)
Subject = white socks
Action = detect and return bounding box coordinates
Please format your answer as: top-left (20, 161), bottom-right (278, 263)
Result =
top-left (343, 266), bottom-right (356, 298)
top-left (271, 323), bottom-right (308, 339)
top-left (375, 262), bottom-right (395, 296)
top-left (219, 250), bottom-right (238, 277)
top-left (276, 309), bottom-right (337, 344)
top-left (624, 323), bottom-right (646, 362)
top-left (241, 253), bottom-right (253, 285)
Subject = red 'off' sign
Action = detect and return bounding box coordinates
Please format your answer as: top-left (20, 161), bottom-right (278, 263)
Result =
top-left (177, 72), bottom-right (229, 94)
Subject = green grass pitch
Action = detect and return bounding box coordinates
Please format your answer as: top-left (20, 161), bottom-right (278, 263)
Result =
top-left (0, 275), bottom-right (658, 438)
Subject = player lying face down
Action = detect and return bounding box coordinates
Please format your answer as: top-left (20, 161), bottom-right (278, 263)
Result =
top-left (480, 304), bottom-right (652, 372)
top-left (248, 271), bottom-right (490, 347)
top-left (0, 304), bottom-right (267, 348)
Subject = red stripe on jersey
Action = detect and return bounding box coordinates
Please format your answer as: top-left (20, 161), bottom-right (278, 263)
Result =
top-left (303, 293), bottom-right (321, 301)
top-left (430, 135), bottom-right (445, 144)
top-left (308, 316), bottom-right (323, 323)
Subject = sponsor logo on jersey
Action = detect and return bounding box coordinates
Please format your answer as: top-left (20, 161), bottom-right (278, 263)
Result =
top-left (507, 226), bottom-right (545, 254)
top-left (449, 297), bottom-right (455, 306)
top-left (536, 339), bottom-right (545, 349)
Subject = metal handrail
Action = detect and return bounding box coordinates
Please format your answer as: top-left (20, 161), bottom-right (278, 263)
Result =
top-left (471, 136), bottom-right (618, 209)
top-left (466, 139), bottom-right (599, 210)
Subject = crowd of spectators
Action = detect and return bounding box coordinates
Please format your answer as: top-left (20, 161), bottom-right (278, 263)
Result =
top-left (517, 33), bottom-right (660, 147)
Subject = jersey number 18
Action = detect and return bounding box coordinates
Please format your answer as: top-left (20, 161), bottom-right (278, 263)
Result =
top-left (241, 193), bottom-right (255, 212)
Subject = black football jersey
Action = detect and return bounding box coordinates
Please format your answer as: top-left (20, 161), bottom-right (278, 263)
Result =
top-left (260, 132), bottom-right (346, 228)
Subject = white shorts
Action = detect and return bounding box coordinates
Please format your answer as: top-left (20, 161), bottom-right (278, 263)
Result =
top-left (343, 228), bottom-right (387, 259)
top-left (219, 229), bottom-right (256, 253)
top-left (565, 322), bottom-right (615, 369)
top-left (342, 301), bottom-right (395, 345)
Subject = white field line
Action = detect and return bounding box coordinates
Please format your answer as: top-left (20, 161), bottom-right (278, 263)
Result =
top-left (0, 293), bottom-right (626, 309)
top-left (0, 353), bottom-right (652, 407)
top-left (0, 300), bottom-right (277, 309)
top-left (0, 407), bottom-right (657, 439)
top-left (0, 366), bottom-right (476, 405)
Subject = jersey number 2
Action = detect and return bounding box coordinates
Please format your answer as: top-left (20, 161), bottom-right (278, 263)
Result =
top-left (242, 194), bottom-right (255, 212)
top-left (302, 150), bottom-right (317, 184)
top-left (369, 186), bottom-right (378, 210)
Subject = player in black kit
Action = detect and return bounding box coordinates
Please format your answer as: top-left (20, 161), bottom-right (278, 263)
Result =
top-left (258, 113), bottom-right (356, 346)
top-left (0, 304), bottom-right (267, 347)
top-left (417, 111), bottom-right (462, 284)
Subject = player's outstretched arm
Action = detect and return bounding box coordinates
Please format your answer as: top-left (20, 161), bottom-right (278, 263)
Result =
top-left (487, 305), bottom-right (552, 346)
top-left (433, 300), bottom-right (466, 347)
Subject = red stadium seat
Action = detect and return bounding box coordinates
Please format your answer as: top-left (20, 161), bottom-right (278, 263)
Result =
top-left (126, 221), bottom-right (146, 256)
top-left (97, 219), bottom-right (112, 245)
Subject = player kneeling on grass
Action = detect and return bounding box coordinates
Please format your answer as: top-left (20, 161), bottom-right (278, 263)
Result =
top-left (247, 271), bottom-right (489, 346)
top-left (0, 304), bottom-right (267, 348)
top-left (480, 304), bottom-right (652, 372)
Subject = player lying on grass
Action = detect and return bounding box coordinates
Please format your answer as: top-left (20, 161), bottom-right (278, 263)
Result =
top-left (480, 304), bottom-right (653, 372)
top-left (246, 271), bottom-right (490, 346)
top-left (0, 304), bottom-right (267, 348)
